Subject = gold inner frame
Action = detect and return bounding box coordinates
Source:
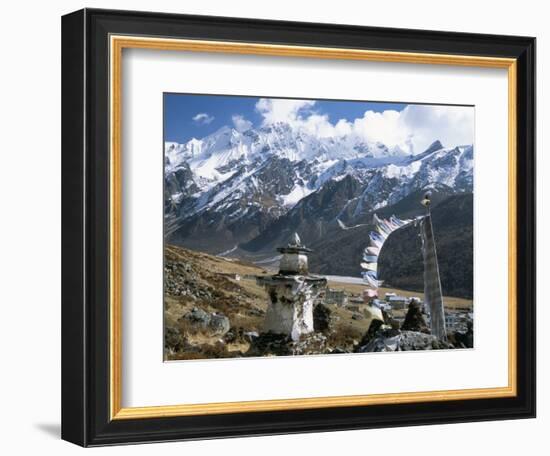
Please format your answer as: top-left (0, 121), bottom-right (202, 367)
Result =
top-left (109, 35), bottom-right (518, 420)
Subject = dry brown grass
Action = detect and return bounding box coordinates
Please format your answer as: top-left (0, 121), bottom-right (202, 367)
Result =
top-left (229, 313), bottom-right (263, 333)
top-left (327, 320), bottom-right (365, 348)
top-left (164, 245), bottom-right (271, 360)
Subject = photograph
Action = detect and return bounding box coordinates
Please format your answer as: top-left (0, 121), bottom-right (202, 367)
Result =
top-left (163, 94), bottom-right (475, 360)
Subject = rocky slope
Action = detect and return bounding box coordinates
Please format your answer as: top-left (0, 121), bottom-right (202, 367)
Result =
top-left (164, 244), bottom-right (473, 360)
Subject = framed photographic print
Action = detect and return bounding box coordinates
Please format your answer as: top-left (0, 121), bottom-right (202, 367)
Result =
top-left (61, 8), bottom-right (536, 447)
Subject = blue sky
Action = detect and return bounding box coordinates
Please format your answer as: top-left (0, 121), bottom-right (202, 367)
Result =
top-left (164, 93), bottom-right (407, 144)
top-left (164, 93), bottom-right (473, 155)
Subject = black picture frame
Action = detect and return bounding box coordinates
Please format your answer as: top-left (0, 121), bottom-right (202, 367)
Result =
top-left (62, 8), bottom-right (536, 447)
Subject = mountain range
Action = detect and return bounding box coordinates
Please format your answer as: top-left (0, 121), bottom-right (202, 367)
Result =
top-left (164, 121), bottom-right (474, 297)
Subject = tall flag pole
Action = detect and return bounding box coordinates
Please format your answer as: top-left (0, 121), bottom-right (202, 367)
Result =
top-left (359, 192), bottom-right (447, 341)
top-left (419, 193), bottom-right (447, 341)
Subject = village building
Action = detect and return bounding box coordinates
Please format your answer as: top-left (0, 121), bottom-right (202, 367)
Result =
top-left (324, 288), bottom-right (348, 307)
top-left (374, 298), bottom-right (392, 313)
top-left (385, 293), bottom-right (409, 310)
top-left (445, 311), bottom-right (472, 332)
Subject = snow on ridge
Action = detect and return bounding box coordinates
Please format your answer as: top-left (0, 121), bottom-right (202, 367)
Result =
top-left (384, 160), bottom-right (422, 179)
top-left (280, 184), bottom-right (314, 208)
top-left (166, 123), bottom-right (473, 222)
top-left (168, 121), bottom-right (413, 179)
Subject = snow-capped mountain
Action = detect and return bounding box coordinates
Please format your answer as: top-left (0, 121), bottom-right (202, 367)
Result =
top-left (166, 122), bottom-right (406, 179)
top-left (164, 122), bottom-right (473, 255)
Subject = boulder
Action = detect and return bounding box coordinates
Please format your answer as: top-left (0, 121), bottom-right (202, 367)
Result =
top-left (180, 307), bottom-right (230, 337)
top-left (247, 332), bottom-right (292, 356)
top-left (313, 303), bottom-right (332, 332)
top-left (209, 314), bottom-right (230, 336)
top-left (356, 328), bottom-right (401, 352)
top-left (356, 329), bottom-right (454, 352)
top-left (357, 319), bottom-right (384, 347)
top-left (247, 331), bottom-right (328, 356)
top-left (183, 307), bottom-right (211, 329)
top-left (401, 300), bottom-right (429, 333)
top-left (453, 320), bottom-right (474, 348)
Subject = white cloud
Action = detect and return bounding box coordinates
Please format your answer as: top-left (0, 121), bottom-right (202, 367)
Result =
top-left (192, 112), bottom-right (214, 125)
top-left (232, 114), bottom-right (252, 132)
top-left (345, 105), bottom-right (474, 153)
top-left (255, 98), bottom-right (315, 125)
top-left (397, 104), bottom-right (474, 153)
top-left (255, 98), bottom-right (346, 138)
top-left (253, 97), bottom-right (473, 154)
top-left (352, 110), bottom-right (413, 152)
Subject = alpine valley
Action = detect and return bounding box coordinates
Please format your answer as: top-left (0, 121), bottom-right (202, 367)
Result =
top-left (164, 122), bottom-right (474, 298)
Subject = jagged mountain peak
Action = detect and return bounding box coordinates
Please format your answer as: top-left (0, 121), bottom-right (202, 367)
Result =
top-left (426, 139), bottom-right (444, 153)
top-left (164, 125), bottom-right (473, 257)
top-left (166, 121), bottom-right (416, 180)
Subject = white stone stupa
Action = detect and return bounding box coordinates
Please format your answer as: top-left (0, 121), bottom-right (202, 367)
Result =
top-left (256, 234), bottom-right (327, 341)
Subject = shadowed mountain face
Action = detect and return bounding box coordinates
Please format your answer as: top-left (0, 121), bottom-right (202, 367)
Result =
top-left (377, 193), bottom-right (473, 298)
top-left (165, 123), bottom-right (473, 298)
top-left (241, 174), bottom-right (366, 253)
top-left (305, 191), bottom-right (473, 299)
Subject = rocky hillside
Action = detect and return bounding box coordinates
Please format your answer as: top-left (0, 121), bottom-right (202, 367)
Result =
top-left (164, 244), bottom-right (473, 360)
